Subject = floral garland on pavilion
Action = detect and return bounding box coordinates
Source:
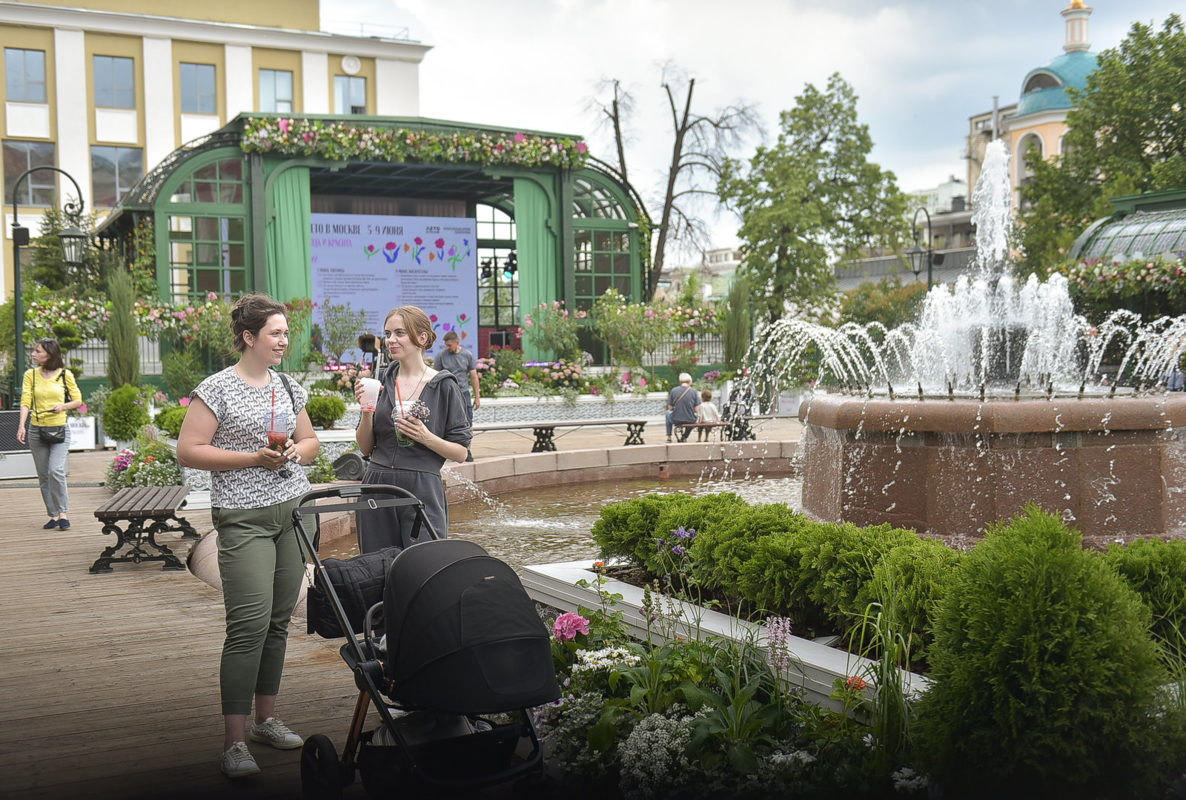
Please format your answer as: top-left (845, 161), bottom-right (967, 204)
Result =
top-left (240, 117), bottom-right (590, 169)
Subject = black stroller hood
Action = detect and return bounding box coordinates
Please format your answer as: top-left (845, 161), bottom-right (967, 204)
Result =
top-left (383, 539), bottom-right (560, 714)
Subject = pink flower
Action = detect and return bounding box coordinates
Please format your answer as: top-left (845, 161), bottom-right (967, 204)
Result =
top-left (278, 118), bottom-right (290, 133)
top-left (179, 397), bottom-right (191, 407)
top-left (513, 132), bottom-right (526, 144)
top-left (576, 141), bottom-right (588, 153)
top-left (552, 612), bottom-right (589, 642)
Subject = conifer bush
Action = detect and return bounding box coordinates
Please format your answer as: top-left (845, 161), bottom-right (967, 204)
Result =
top-left (102, 384), bottom-right (150, 442)
top-left (304, 392), bottom-right (346, 428)
top-left (914, 506), bottom-right (1173, 798)
top-left (1102, 537), bottom-right (1186, 654)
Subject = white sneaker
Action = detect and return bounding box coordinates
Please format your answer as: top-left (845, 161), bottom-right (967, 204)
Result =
top-left (220, 742), bottom-right (261, 778)
top-left (249, 716), bottom-right (304, 750)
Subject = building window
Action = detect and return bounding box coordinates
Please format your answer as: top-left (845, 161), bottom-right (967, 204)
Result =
top-left (476, 205), bottom-right (518, 329)
top-left (5, 48), bottom-right (46, 103)
top-left (3, 140), bottom-right (56, 206)
top-left (180, 62), bottom-right (216, 114)
top-left (168, 214), bottom-right (248, 300)
top-left (91, 146), bottom-right (143, 207)
top-left (333, 75), bottom-right (366, 114)
top-left (574, 228), bottom-right (632, 304)
top-left (259, 69), bottom-right (293, 113)
top-left (167, 157), bottom-right (243, 204)
top-left (93, 55), bottom-right (135, 109)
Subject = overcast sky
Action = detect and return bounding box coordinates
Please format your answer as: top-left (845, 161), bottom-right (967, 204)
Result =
top-left (321, 0), bottom-right (1181, 260)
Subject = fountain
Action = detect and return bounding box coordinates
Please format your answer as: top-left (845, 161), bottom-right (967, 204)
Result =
top-left (756, 140), bottom-right (1186, 544)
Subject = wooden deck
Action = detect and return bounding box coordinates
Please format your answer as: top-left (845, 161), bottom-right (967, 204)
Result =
top-left (0, 480), bottom-right (368, 799)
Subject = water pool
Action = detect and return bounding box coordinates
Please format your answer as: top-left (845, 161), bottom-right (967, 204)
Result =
top-left (321, 475), bottom-right (803, 572)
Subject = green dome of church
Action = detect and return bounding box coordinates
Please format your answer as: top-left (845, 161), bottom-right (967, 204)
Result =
top-left (1013, 49), bottom-right (1097, 119)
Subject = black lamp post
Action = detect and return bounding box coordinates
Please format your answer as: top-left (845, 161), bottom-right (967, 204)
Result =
top-left (908, 207), bottom-right (934, 289)
top-left (10, 166), bottom-right (86, 379)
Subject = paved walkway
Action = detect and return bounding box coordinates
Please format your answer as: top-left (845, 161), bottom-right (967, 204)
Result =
top-left (0, 417), bottom-right (801, 798)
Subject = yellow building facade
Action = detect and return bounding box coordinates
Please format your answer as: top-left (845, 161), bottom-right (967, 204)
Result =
top-left (0, 0), bottom-right (429, 299)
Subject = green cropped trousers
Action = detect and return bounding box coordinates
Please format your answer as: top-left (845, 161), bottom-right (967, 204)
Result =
top-left (214, 499), bottom-right (304, 716)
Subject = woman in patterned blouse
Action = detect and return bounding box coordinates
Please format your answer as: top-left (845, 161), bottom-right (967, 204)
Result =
top-left (177, 293), bottom-right (320, 780)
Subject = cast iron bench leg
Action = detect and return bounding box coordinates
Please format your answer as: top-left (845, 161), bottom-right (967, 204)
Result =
top-left (532, 426), bottom-right (557, 452)
top-left (89, 516), bottom-right (187, 573)
top-left (624, 423), bottom-right (645, 446)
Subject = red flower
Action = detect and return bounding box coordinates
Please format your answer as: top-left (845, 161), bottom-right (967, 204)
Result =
top-left (845, 675), bottom-right (867, 691)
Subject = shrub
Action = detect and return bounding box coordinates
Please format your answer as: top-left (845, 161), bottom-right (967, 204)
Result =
top-left (1102, 537), bottom-right (1186, 655)
top-left (161, 347), bottom-right (203, 401)
top-left (592, 493), bottom-right (746, 577)
top-left (857, 537), bottom-right (961, 667)
top-left (305, 392), bottom-right (346, 428)
top-left (914, 506), bottom-right (1173, 798)
top-left (790, 521), bottom-right (919, 633)
top-left (153, 405), bottom-right (188, 439)
top-left (306, 453), bottom-right (337, 484)
top-left (698, 502), bottom-right (805, 599)
top-left (102, 384), bottom-right (151, 441)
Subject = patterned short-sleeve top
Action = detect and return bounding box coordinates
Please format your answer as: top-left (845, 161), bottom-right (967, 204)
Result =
top-left (192, 367), bottom-right (312, 509)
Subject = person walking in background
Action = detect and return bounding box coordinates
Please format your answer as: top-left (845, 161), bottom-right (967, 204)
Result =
top-left (354, 305), bottom-right (470, 550)
top-left (17, 337), bottom-right (83, 529)
top-left (695, 389), bottom-right (721, 441)
top-left (358, 332), bottom-right (379, 373)
top-left (667, 372), bottom-right (700, 442)
top-left (176, 293), bottom-right (320, 780)
top-left (436, 331), bottom-right (480, 460)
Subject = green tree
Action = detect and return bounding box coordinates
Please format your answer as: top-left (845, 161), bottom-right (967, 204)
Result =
top-left (592, 66), bottom-right (759, 298)
top-left (29, 207), bottom-right (104, 295)
top-left (106, 268), bottom-right (140, 388)
top-left (318, 298), bottom-right (368, 363)
top-left (1019, 14), bottom-right (1186, 271)
top-left (721, 275), bottom-right (751, 370)
top-left (718, 73), bottom-right (908, 325)
top-left (839, 279), bottom-right (928, 330)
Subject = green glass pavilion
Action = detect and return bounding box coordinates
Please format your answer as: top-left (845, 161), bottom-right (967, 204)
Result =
top-left (97, 113), bottom-right (650, 361)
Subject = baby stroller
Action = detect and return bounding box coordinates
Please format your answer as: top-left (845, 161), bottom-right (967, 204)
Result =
top-left (292, 484), bottom-right (561, 799)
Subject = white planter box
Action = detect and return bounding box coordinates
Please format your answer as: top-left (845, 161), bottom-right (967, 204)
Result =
top-left (521, 559), bottom-right (929, 712)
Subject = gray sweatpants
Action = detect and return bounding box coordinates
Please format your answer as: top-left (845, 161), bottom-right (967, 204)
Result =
top-left (28, 425), bottom-right (69, 517)
top-left (213, 499), bottom-right (304, 716)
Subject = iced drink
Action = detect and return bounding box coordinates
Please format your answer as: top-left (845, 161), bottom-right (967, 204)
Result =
top-left (358, 377), bottom-right (381, 412)
top-left (267, 430), bottom-right (287, 452)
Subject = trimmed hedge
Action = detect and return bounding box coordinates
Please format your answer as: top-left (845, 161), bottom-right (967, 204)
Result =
top-left (1102, 537), bottom-right (1186, 653)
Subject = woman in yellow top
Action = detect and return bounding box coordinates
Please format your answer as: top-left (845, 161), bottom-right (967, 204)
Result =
top-left (17, 338), bottom-right (83, 529)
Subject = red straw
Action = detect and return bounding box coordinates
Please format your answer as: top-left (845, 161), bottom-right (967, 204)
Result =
top-left (395, 379), bottom-right (404, 418)
top-left (271, 386), bottom-right (275, 430)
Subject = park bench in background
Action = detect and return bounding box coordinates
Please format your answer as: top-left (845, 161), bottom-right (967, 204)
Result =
top-left (90, 485), bottom-right (198, 573)
top-left (675, 421), bottom-right (732, 442)
top-left (472, 418), bottom-right (648, 452)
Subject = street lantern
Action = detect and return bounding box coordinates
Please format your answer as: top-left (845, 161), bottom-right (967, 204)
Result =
top-left (906, 241), bottom-right (925, 282)
top-left (910, 207), bottom-right (934, 289)
top-left (57, 224), bottom-right (88, 267)
top-left (9, 166), bottom-right (86, 380)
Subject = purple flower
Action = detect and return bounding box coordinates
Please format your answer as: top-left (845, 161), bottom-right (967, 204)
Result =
top-left (671, 545), bottom-right (686, 557)
top-left (673, 526), bottom-right (696, 540)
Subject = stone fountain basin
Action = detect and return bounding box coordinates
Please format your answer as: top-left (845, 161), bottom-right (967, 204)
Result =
top-left (799, 393), bottom-right (1186, 543)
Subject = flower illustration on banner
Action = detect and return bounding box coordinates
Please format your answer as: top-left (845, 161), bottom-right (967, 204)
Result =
top-left (412, 236), bottom-right (425, 264)
top-left (382, 242), bottom-right (399, 263)
top-left (456, 312), bottom-right (470, 328)
top-left (446, 244), bottom-right (463, 271)
top-left (363, 244), bottom-right (380, 260)
top-left (429, 313), bottom-right (440, 332)
top-left (434, 238), bottom-right (446, 260)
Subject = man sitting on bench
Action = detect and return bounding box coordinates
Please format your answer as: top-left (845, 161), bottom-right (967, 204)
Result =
top-left (667, 373), bottom-right (700, 443)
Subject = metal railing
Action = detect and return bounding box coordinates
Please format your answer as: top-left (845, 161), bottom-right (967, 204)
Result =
top-left (72, 337), bottom-right (163, 376)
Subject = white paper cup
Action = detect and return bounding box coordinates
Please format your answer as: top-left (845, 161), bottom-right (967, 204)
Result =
top-left (358, 377), bottom-right (381, 412)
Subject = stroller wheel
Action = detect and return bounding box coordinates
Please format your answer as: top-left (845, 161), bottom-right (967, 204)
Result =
top-left (300, 734), bottom-right (344, 800)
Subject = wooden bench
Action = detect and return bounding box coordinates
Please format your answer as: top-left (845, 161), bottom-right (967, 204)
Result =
top-left (471, 418), bottom-right (647, 452)
top-left (675, 421), bottom-right (732, 442)
top-left (89, 485), bottom-right (199, 574)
